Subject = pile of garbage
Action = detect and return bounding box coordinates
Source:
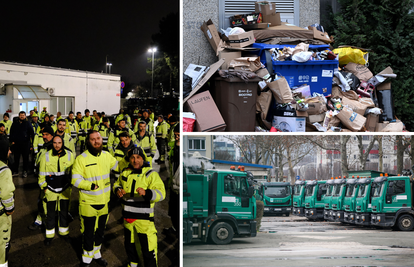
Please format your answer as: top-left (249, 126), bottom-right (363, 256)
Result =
top-left (182, 1), bottom-right (406, 132)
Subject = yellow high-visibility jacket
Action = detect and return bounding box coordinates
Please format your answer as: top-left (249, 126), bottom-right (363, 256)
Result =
top-left (156, 120), bottom-right (168, 139)
top-left (136, 132), bottom-right (156, 158)
top-left (65, 119), bottom-right (79, 140)
top-left (72, 150), bottom-right (118, 205)
top-left (0, 161), bottom-right (15, 214)
top-left (38, 149), bottom-right (75, 199)
top-left (113, 166), bottom-right (165, 220)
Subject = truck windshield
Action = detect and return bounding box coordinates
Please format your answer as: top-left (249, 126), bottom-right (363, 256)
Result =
top-left (345, 184), bottom-right (355, 197)
top-left (224, 175), bottom-right (249, 197)
top-left (293, 185), bottom-right (302, 195)
top-left (372, 182), bottom-right (384, 197)
top-left (305, 185), bottom-right (315, 197)
top-left (325, 185), bottom-right (333, 196)
top-left (357, 184), bottom-right (367, 198)
top-left (333, 184), bottom-right (342, 197)
top-left (265, 186), bottom-right (290, 198)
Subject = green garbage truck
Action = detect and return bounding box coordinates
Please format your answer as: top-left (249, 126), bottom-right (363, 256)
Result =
top-left (323, 178), bottom-right (336, 220)
top-left (259, 182), bottom-right (292, 216)
top-left (292, 180), bottom-right (306, 216)
top-left (329, 178), bottom-right (347, 222)
top-left (304, 180), bottom-right (327, 220)
top-left (183, 168), bottom-right (257, 244)
top-left (343, 178), bottom-right (360, 224)
top-left (370, 175), bottom-right (414, 231)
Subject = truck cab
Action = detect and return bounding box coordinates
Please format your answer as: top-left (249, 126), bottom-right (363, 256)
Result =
top-left (343, 178), bottom-right (359, 224)
top-left (354, 178), bottom-right (374, 225)
top-left (292, 180), bottom-right (306, 216)
top-left (370, 176), bottom-right (414, 231)
top-left (304, 180), bottom-right (327, 220)
top-left (323, 179), bottom-right (335, 220)
top-left (183, 169), bottom-right (257, 245)
top-left (260, 182), bottom-right (292, 216)
top-left (330, 178), bottom-right (347, 222)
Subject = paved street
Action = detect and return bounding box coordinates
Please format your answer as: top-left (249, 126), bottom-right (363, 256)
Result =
top-left (8, 153), bottom-right (178, 267)
top-left (184, 215), bottom-right (414, 266)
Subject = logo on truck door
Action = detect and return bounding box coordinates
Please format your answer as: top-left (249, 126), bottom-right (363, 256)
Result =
top-left (222, 196), bottom-right (241, 207)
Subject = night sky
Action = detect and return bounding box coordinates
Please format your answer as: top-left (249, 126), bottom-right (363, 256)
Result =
top-left (0, 1), bottom-right (179, 85)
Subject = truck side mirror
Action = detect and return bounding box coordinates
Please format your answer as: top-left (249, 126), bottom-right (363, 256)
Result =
top-left (248, 186), bottom-right (254, 198)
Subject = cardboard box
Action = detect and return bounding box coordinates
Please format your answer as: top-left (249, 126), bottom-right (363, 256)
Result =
top-left (239, 22), bottom-right (272, 30)
top-left (255, 1), bottom-right (281, 26)
top-left (230, 13), bottom-right (263, 27)
top-left (218, 50), bottom-right (242, 70)
top-left (365, 113), bottom-right (379, 132)
top-left (228, 31), bottom-right (255, 48)
top-left (307, 114), bottom-right (325, 123)
top-left (253, 22), bottom-right (315, 41)
top-left (185, 90), bottom-right (226, 132)
top-left (272, 116), bottom-right (306, 132)
top-left (200, 19), bottom-right (223, 53)
top-left (308, 26), bottom-right (331, 43)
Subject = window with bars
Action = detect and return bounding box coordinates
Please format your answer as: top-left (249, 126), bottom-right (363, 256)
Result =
top-left (219, 0), bottom-right (298, 30)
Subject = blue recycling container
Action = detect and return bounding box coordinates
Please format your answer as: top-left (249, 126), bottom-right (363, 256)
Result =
top-left (252, 43), bottom-right (339, 96)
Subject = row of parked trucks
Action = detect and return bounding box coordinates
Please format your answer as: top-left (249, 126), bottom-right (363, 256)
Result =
top-left (293, 170), bottom-right (414, 231)
top-left (183, 167), bottom-right (414, 245)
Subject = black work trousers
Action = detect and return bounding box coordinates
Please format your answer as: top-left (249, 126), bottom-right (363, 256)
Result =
top-left (156, 137), bottom-right (166, 158)
top-left (12, 141), bottom-right (30, 173)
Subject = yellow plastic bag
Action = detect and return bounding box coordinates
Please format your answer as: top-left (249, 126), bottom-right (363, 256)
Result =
top-left (333, 47), bottom-right (369, 66)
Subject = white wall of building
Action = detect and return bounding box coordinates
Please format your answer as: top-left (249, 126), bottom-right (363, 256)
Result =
top-left (0, 62), bottom-right (121, 117)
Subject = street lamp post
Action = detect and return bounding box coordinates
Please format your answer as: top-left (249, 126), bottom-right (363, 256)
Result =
top-left (148, 47), bottom-right (157, 97)
top-left (106, 63), bottom-right (112, 74)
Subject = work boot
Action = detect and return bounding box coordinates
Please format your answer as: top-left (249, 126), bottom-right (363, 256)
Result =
top-left (160, 155), bottom-right (165, 164)
top-left (22, 171), bottom-right (27, 178)
top-left (94, 258), bottom-right (108, 266)
top-left (80, 263), bottom-right (90, 267)
top-left (28, 222), bottom-right (41, 230)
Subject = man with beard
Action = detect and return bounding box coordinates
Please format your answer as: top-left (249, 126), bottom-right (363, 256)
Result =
top-left (28, 126), bottom-right (55, 231)
top-left (39, 135), bottom-right (74, 245)
top-left (113, 146), bottom-right (165, 267)
top-left (155, 115), bottom-right (168, 164)
top-left (10, 111), bottom-right (34, 177)
top-left (55, 119), bottom-right (76, 157)
top-left (108, 119), bottom-right (136, 156)
top-left (112, 132), bottom-right (145, 179)
top-left (0, 140), bottom-right (14, 267)
top-left (72, 131), bottom-right (118, 267)
top-left (134, 110), bottom-right (154, 137)
top-left (136, 121), bottom-right (156, 167)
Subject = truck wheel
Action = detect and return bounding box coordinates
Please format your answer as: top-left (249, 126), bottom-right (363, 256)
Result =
top-left (285, 212), bottom-right (290, 217)
top-left (210, 222), bottom-right (234, 245)
top-left (397, 215), bottom-right (414, 231)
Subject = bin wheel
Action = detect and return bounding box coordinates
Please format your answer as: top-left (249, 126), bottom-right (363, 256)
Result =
top-left (210, 222), bottom-right (234, 245)
top-left (397, 214), bottom-right (414, 231)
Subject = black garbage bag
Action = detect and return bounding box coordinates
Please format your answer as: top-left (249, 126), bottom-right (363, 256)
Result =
top-left (183, 74), bottom-right (192, 98)
top-left (377, 86), bottom-right (395, 122)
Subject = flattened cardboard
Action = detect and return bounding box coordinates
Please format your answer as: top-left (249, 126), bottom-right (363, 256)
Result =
top-left (200, 19), bottom-right (223, 53)
top-left (307, 114), bottom-right (325, 123)
top-left (184, 59), bottom-right (225, 103)
top-left (308, 26), bottom-right (331, 43)
top-left (185, 90), bottom-right (226, 132)
top-left (218, 50), bottom-right (242, 70)
top-left (240, 22), bottom-right (272, 30)
top-left (253, 22), bottom-right (314, 41)
top-left (228, 31), bottom-right (255, 48)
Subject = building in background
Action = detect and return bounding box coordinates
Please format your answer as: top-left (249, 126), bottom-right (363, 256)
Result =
top-left (0, 61), bottom-right (121, 118)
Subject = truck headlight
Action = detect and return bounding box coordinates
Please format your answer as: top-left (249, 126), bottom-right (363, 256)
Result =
top-left (287, 208), bottom-right (291, 211)
top-left (362, 216), bottom-right (365, 220)
top-left (377, 216), bottom-right (380, 220)
top-left (265, 208), bottom-right (269, 211)
top-left (311, 211), bottom-right (314, 214)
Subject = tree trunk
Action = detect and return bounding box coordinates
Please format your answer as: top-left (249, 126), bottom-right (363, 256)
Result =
top-left (396, 135), bottom-right (404, 175)
top-left (378, 136), bottom-right (383, 172)
top-left (287, 145), bottom-right (295, 184)
top-left (340, 135), bottom-right (350, 177)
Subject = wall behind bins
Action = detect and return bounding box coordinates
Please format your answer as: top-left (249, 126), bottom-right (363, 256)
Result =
top-left (183, 0), bottom-right (320, 69)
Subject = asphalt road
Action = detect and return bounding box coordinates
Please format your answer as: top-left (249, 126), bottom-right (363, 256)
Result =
top-left (183, 215), bottom-right (414, 267)
top-left (8, 152), bottom-right (178, 267)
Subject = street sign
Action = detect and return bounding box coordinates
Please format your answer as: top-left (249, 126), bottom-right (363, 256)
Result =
top-left (296, 176), bottom-right (300, 180)
top-left (121, 81), bottom-right (125, 88)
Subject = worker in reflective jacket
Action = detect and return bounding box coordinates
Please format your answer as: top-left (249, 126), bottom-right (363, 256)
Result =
top-left (38, 135), bottom-right (75, 245)
top-left (134, 110), bottom-right (154, 137)
top-left (155, 115), bottom-right (168, 164)
top-left (65, 111), bottom-right (79, 142)
top-left (114, 146), bottom-right (165, 267)
top-left (0, 140), bottom-right (15, 267)
top-left (94, 117), bottom-right (113, 153)
top-left (72, 130), bottom-right (118, 267)
top-left (136, 121), bottom-right (156, 167)
top-left (108, 119), bottom-right (136, 156)
top-left (55, 119), bottom-right (76, 158)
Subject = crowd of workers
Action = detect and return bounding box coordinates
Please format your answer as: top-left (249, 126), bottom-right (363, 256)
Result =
top-left (0, 106), bottom-right (180, 267)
